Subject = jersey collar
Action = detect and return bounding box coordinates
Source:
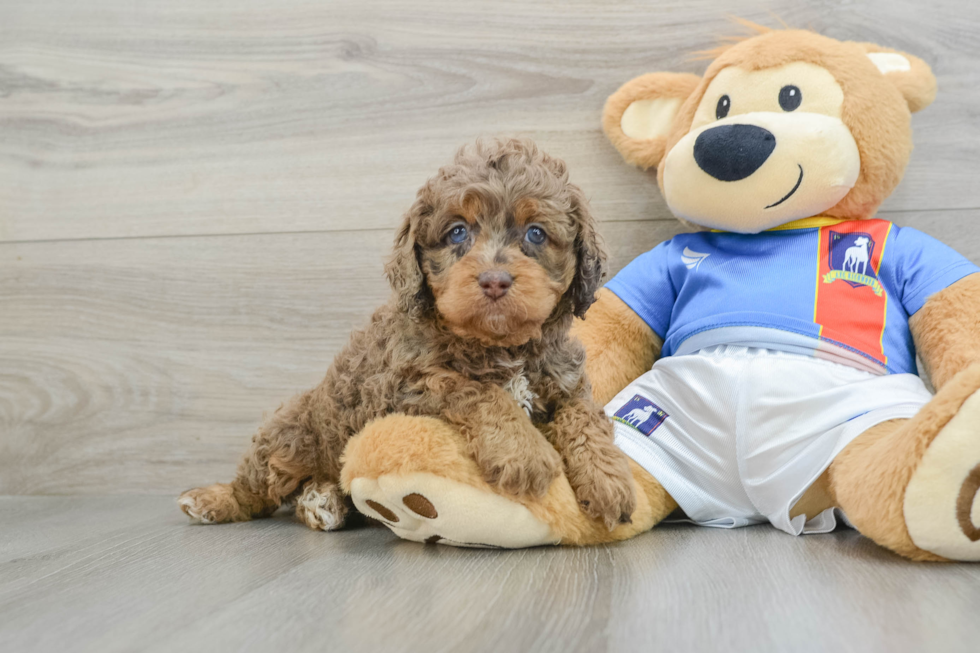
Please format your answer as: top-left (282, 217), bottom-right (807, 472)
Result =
top-left (710, 216), bottom-right (848, 233)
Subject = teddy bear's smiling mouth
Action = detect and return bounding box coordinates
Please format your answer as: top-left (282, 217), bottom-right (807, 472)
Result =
top-left (765, 164), bottom-right (804, 209)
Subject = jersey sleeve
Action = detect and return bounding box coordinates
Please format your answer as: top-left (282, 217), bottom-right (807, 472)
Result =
top-left (603, 241), bottom-right (676, 339)
top-left (891, 226), bottom-right (980, 316)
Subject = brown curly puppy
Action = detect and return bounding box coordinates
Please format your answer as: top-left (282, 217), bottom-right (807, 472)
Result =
top-left (179, 138), bottom-right (636, 531)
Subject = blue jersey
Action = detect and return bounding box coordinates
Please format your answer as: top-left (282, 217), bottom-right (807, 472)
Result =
top-left (605, 218), bottom-right (979, 375)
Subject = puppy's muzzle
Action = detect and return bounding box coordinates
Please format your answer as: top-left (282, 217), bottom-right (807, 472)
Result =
top-left (478, 270), bottom-right (513, 300)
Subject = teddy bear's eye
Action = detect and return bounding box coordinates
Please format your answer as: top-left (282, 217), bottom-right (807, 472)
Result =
top-left (779, 85), bottom-right (802, 111)
top-left (715, 95), bottom-right (731, 120)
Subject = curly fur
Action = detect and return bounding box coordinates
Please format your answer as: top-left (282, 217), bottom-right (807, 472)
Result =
top-left (179, 138), bottom-right (635, 531)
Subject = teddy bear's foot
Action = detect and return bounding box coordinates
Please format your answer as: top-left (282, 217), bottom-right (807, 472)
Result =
top-left (340, 414), bottom-right (558, 548)
top-left (831, 363), bottom-right (980, 561)
top-left (340, 413), bottom-right (678, 548)
top-left (904, 388), bottom-right (980, 561)
top-left (349, 472), bottom-right (558, 548)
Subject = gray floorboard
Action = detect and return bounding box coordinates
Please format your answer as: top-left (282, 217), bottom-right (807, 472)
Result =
top-left (2, 496), bottom-right (979, 653)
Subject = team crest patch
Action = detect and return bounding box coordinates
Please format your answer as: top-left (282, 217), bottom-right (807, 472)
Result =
top-left (823, 231), bottom-right (884, 296)
top-left (612, 394), bottom-right (669, 436)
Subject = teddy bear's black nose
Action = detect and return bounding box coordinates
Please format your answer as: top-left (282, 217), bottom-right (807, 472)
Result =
top-left (693, 124), bottom-right (776, 181)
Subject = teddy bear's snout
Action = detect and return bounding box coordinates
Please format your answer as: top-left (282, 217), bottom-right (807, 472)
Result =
top-left (694, 124), bottom-right (776, 182)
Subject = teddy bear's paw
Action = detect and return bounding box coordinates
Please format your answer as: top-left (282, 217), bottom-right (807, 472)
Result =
top-left (349, 472), bottom-right (559, 548)
top-left (904, 388), bottom-right (980, 561)
top-left (295, 481), bottom-right (348, 531)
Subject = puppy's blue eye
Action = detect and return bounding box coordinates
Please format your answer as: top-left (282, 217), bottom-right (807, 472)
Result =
top-left (448, 225), bottom-right (468, 244)
top-left (525, 226), bottom-right (546, 245)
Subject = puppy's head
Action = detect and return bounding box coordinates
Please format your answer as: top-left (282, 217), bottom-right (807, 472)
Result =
top-left (385, 138), bottom-right (604, 347)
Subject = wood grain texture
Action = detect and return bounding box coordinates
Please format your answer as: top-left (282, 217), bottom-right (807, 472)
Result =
top-left (1, 496), bottom-right (979, 653)
top-left (0, 221), bottom-right (682, 494)
top-left (1, 0), bottom-right (979, 497)
top-left (1, 0), bottom-right (979, 243)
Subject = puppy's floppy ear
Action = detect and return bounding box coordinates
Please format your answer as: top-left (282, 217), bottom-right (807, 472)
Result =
top-left (384, 197), bottom-right (432, 318)
top-left (603, 72), bottom-right (702, 170)
top-left (859, 43), bottom-right (937, 113)
top-left (567, 185), bottom-right (607, 319)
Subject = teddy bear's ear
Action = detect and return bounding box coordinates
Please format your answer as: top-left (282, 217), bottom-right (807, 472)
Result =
top-left (860, 44), bottom-right (937, 113)
top-left (602, 72), bottom-right (702, 169)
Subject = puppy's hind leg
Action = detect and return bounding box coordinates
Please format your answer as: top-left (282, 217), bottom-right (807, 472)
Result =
top-left (296, 480), bottom-right (351, 531)
top-left (179, 393), bottom-right (319, 524)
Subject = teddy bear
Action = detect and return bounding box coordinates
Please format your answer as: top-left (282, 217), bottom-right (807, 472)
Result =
top-left (339, 26), bottom-right (980, 561)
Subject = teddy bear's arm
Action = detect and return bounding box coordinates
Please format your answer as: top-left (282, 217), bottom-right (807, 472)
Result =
top-left (910, 273), bottom-right (980, 389)
top-left (571, 288), bottom-right (663, 405)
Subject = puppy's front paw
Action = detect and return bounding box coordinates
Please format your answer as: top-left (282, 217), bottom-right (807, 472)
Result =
top-left (575, 471), bottom-right (637, 531)
top-left (478, 437), bottom-right (562, 498)
top-left (577, 473), bottom-right (637, 532)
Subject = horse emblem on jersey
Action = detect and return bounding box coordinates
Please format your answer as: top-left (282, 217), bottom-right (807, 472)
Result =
top-left (823, 231), bottom-right (884, 296)
top-left (612, 394), bottom-right (669, 436)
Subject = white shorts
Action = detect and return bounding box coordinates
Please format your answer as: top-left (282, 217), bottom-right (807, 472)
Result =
top-left (606, 345), bottom-right (933, 536)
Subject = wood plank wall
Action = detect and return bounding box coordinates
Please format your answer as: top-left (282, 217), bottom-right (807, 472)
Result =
top-left (2, 0), bottom-right (978, 494)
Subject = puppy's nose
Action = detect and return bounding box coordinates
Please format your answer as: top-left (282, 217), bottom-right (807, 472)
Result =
top-left (693, 124), bottom-right (775, 181)
top-left (478, 270), bottom-right (513, 299)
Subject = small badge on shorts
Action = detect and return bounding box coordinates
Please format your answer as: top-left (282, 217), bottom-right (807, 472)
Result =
top-left (612, 394), bottom-right (669, 436)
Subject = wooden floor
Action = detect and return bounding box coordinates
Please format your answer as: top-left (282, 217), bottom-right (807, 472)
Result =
top-left (2, 0), bottom-right (980, 650)
top-left (2, 496), bottom-right (979, 653)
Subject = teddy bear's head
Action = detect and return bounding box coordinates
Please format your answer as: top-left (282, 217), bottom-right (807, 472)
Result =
top-left (603, 27), bottom-right (937, 233)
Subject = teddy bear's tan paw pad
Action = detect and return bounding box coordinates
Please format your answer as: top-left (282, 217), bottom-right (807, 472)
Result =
top-left (349, 472), bottom-right (558, 549)
top-left (904, 388), bottom-right (980, 561)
